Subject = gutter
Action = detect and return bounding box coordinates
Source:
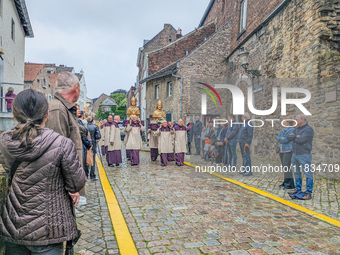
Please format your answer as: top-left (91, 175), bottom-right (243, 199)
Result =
top-left (198, 0), bottom-right (216, 28)
top-left (172, 71), bottom-right (183, 119)
top-left (226, 0), bottom-right (291, 61)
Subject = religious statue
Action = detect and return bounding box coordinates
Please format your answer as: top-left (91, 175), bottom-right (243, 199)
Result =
top-left (152, 100), bottom-right (166, 122)
top-left (126, 96), bottom-right (140, 118)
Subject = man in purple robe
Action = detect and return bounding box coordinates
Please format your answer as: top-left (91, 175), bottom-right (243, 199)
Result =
top-left (167, 121), bottom-right (175, 161)
top-left (106, 115), bottom-right (122, 167)
top-left (148, 121), bottom-right (160, 161)
top-left (125, 115), bottom-right (144, 166)
top-left (174, 119), bottom-right (191, 166)
top-left (104, 115), bottom-right (115, 166)
top-left (156, 120), bottom-right (174, 166)
top-left (100, 119), bottom-right (107, 155)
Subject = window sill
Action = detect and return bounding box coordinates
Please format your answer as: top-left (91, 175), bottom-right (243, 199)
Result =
top-left (237, 29), bottom-right (246, 40)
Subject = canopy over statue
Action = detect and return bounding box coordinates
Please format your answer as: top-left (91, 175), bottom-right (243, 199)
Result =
top-left (153, 100), bottom-right (166, 122)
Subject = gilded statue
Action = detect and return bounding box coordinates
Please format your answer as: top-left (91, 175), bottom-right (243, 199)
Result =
top-left (126, 96), bottom-right (140, 118)
top-left (152, 100), bottom-right (166, 122)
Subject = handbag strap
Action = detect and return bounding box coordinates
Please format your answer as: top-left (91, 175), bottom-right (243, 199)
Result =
top-left (8, 160), bottom-right (22, 188)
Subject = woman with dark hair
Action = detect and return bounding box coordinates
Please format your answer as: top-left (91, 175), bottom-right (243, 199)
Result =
top-left (0, 89), bottom-right (86, 254)
top-left (86, 115), bottom-right (101, 180)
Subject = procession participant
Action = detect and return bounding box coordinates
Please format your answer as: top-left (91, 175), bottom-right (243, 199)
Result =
top-left (148, 119), bottom-right (160, 161)
top-left (104, 115), bottom-right (115, 167)
top-left (107, 115), bottom-right (122, 167)
top-left (100, 119), bottom-right (107, 155)
top-left (87, 116), bottom-right (101, 180)
top-left (174, 119), bottom-right (191, 166)
top-left (124, 126), bottom-right (131, 160)
top-left (155, 120), bottom-right (174, 166)
top-left (186, 119), bottom-right (193, 155)
top-left (167, 121), bottom-right (175, 162)
top-left (125, 115), bottom-right (144, 166)
top-left (193, 116), bottom-right (202, 155)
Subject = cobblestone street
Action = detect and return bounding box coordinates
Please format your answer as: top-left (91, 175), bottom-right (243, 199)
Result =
top-left (77, 148), bottom-right (340, 254)
top-left (185, 150), bottom-right (340, 220)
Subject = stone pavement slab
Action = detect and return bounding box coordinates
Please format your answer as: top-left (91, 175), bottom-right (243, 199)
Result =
top-left (102, 148), bottom-right (340, 254)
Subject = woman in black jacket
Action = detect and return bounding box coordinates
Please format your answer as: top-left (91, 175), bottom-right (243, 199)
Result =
top-left (86, 116), bottom-right (101, 180)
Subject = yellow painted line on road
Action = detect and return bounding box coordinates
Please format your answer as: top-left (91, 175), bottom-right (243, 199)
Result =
top-left (95, 156), bottom-right (138, 255)
top-left (184, 162), bottom-right (340, 228)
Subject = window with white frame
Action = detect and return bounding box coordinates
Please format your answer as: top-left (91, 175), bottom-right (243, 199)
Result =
top-left (240, 0), bottom-right (247, 33)
top-left (155, 85), bottom-right (159, 99)
top-left (167, 82), bottom-right (172, 97)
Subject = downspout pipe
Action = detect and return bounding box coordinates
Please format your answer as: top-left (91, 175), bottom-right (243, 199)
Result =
top-left (172, 73), bottom-right (183, 119)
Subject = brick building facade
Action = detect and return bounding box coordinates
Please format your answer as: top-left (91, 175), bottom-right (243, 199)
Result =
top-left (24, 63), bottom-right (54, 102)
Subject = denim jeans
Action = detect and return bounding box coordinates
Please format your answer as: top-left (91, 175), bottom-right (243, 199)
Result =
top-left (227, 141), bottom-right (237, 167)
top-left (223, 145), bottom-right (228, 166)
top-left (7, 108), bottom-right (11, 113)
top-left (279, 151), bottom-right (294, 189)
top-left (5, 242), bottom-right (63, 255)
top-left (291, 153), bottom-right (313, 194)
top-left (194, 134), bottom-right (200, 154)
top-left (239, 143), bottom-right (251, 173)
top-left (204, 151), bottom-right (209, 161)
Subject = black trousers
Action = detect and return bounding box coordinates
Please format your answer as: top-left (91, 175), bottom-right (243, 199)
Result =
top-left (279, 151), bottom-right (295, 189)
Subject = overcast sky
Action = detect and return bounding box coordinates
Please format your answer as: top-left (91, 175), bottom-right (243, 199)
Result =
top-left (25, 0), bottom-right (210, 99)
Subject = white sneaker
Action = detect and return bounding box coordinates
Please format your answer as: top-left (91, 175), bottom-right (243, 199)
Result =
top-left (75, 208), bottom-right (84, 218)
top-left (78, 196), bottom-right (87, 206)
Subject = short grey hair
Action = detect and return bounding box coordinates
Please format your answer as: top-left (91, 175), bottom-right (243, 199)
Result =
top-left (296, 114), bottom-right (307, 122)
top-left (55, 72), bottom-right (79, 93)
top-left (243, 112), bottom-right (250, 119)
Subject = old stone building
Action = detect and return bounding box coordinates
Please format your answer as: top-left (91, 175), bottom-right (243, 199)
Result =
top-left (24, 63), bottom-right (54, 102)
top-left (136, 24), bottom-right (182, 123)
top-left (199, 0), bottom-right (339, 177)
top-left (143, 20), bottom-right (232, 123)
top-left (141, 0), bottom-right (340, 178)
top-left (92, 93), bottom-right (117, 115)
top-left (142, 21), bottom-right (218, 123)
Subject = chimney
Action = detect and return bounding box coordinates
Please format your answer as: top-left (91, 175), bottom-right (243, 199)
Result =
top-left (176, 28), bottom-right (182, 39)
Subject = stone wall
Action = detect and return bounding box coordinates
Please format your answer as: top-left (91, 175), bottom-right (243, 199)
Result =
top-left (145, 75), bottom-right (181, 121)
top-left (223, 0), bottom-right (340, 179)
top-left (178, 20), bottom-right (232, 123)
top-left (202, 0), bottom-right (285, 53)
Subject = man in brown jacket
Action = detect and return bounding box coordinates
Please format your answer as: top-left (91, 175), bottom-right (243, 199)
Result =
top-left (45, 72), bottom-right (85, 216)
top-left (46, 72), bottom-right (82, 162)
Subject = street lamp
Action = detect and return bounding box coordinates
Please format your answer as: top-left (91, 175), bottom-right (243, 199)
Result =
top-left (238, 47), bottom-right (261, 77)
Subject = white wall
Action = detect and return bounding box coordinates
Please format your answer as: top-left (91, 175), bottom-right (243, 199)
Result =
top-left (0, 0), bottom-right (27, 111)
